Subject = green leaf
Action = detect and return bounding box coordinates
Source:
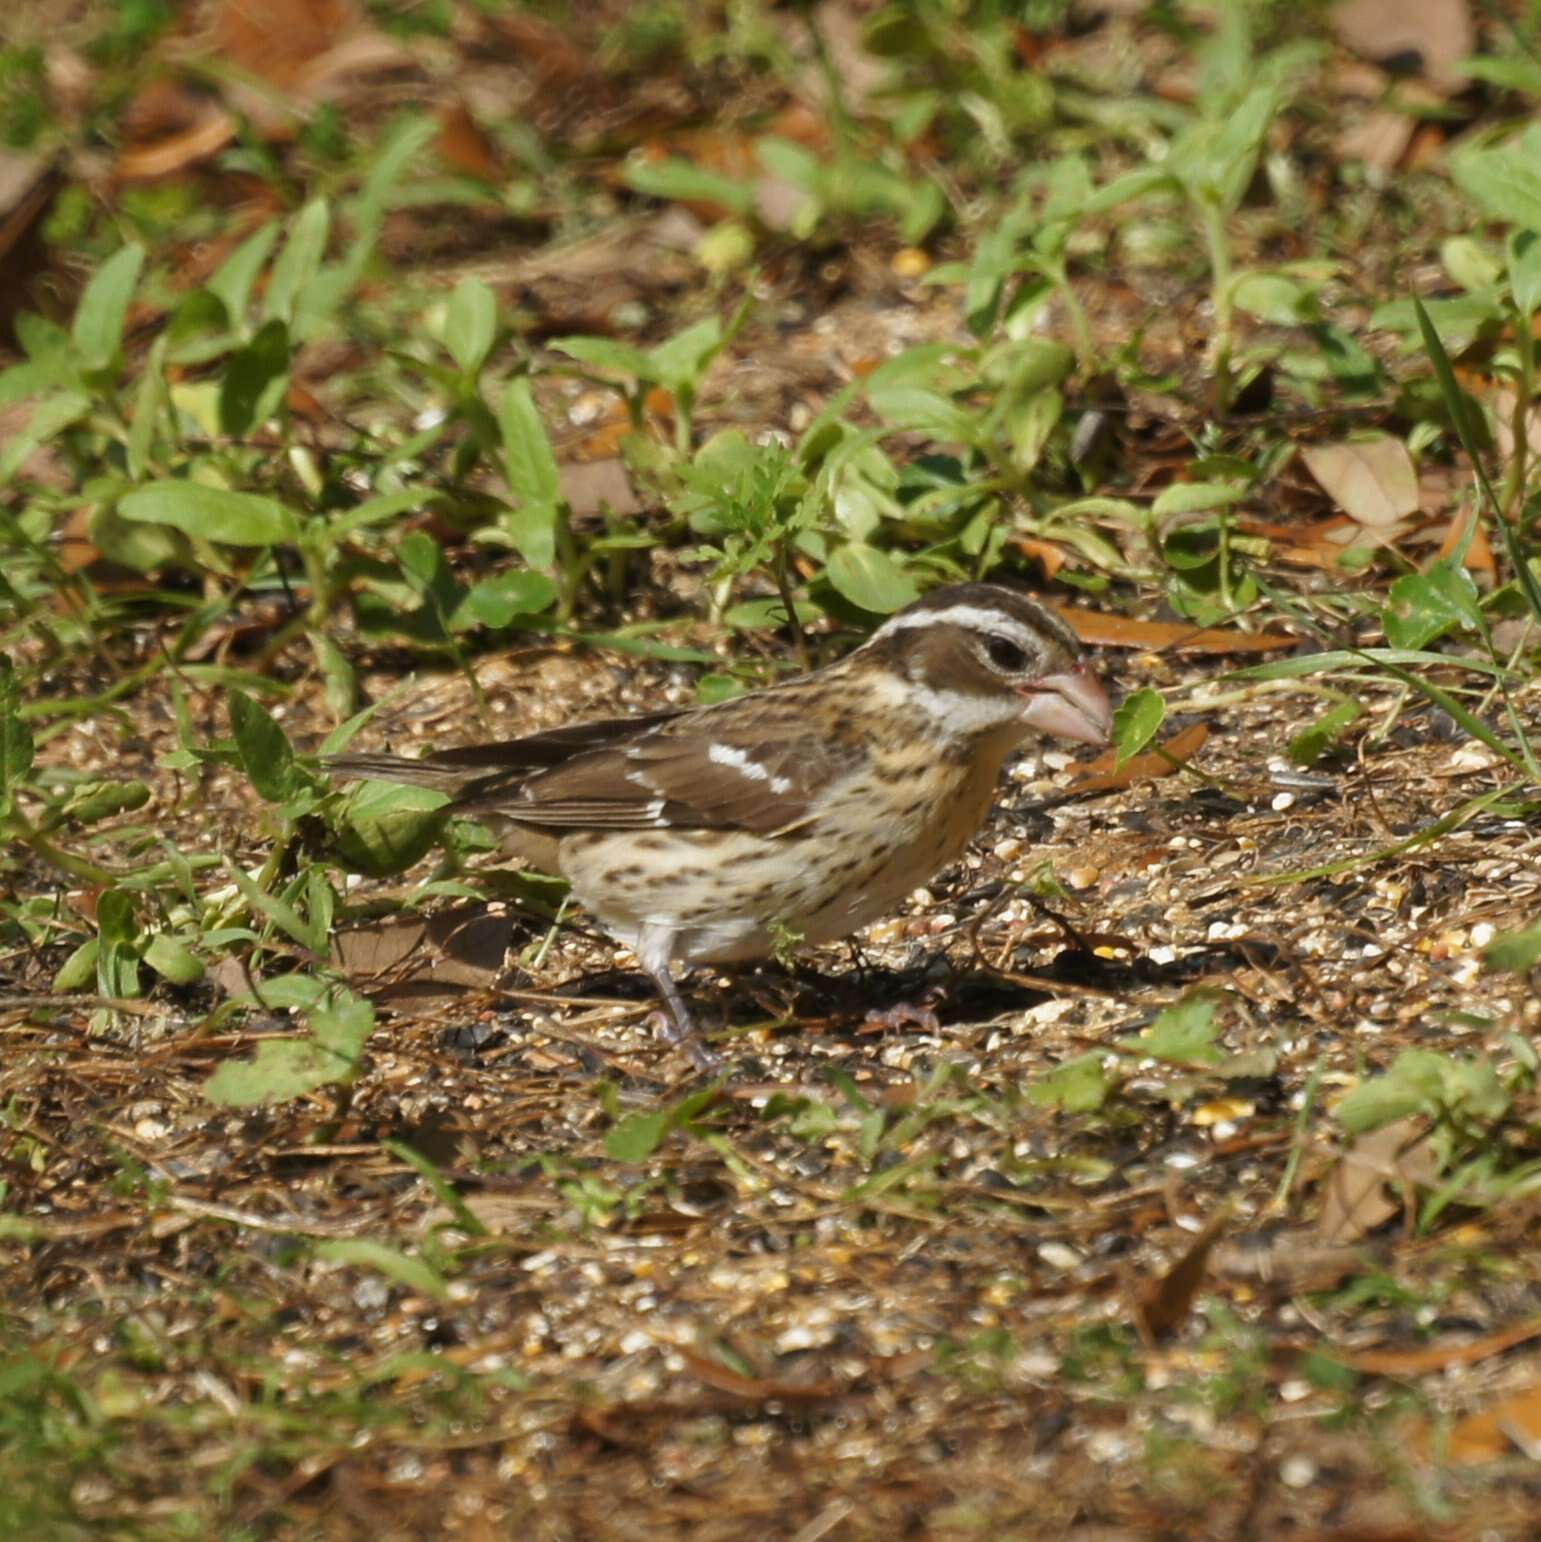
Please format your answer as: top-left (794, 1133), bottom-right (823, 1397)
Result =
top-left (1287, 698), bottom-right (1362, 767)
top-left (314, 1238), bottom-right (451, 1302)
top-left (335, 781), bottom-right (449, 876)
top-left (648, 317), bottom-right (723, 394)
top-left (308, 993), bottom-right (374, 1058)
top-left (825, 543), bottom-right (918, 613)
top-left (206, 223), bottom-right (280, 330)
top-left (1120, 991), bottom-right (1222, 1065)
top-left (623, 156), bottom-right (754, 216)
top-left (95, 889), bottom-right (141, 998)
top-left (264, 199), bottom-right (330, 326)
top-left (0, 392), bottom-right (91, 485)
top-left (1112, 688), bottom-right (1164, 765)
top-left (1151, 481), bottom-right (1248, 516)
top-left (1483, 923), bottom-right (1541, 973)
top-left (59, 779), bottom-right (151, 825)
top-left (499, 376), bottom-right (562, 507)
top-left (1508, 229), bottom-right (1541, 319)
top-left (1450, 124), bottom-right (1541, 233)
top-left (605, 1108), bottom-right (670, 1162)
top-left (1335, 1048), bottom-right (1508, 1135)
top-left (1382, 562), bottom-right (1482, 650)
top-left (219, 318), bottom-right (291, 436)
top-left (444, 277), bottom-right (498, 375)
top-left (204, 1040), bottom-right (348, 1106)
top-left (119, 482), bottom-right (297, 547)
top-left (452, 570), bottom-right (558, 630)
top-left (549, 335), bottom-right (656, 380)
top-left (1027, 1052), bottom-right (1112, 1112)
top-left (143, 933), bottom-right (205, 986)
top-left (73, 244), bottom-right (146, 372)
top-left (0, 658), bottom-right (36, 812)
top-left (228, 689), bottom-right (298, 802)
top-left (53, 939), bottom-right (98, 993)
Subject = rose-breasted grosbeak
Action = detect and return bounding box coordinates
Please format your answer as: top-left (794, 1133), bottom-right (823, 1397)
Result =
top-left (327, 582), bottom-right (1112, 1069)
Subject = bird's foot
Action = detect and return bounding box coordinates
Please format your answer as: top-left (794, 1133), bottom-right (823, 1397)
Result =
top-left (645, 1009), bottom-right (725, 1073)
top-left (861, 988), bottom-right (944, 1035)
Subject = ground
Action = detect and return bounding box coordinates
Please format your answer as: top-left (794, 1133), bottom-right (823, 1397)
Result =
top-left (2, 2), bottom-right (1541, 1538)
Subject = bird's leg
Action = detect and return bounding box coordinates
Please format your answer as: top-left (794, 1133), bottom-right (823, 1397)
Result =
top-left (635, 925), bottom-right (723, 1072)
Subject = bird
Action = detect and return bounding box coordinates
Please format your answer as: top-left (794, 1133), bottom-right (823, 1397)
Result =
top-left (325, 582), bottom-right (1112, 1070)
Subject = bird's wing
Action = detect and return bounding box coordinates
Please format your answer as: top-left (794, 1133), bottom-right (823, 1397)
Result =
top-left (454, 699), bottom-right (863, 836)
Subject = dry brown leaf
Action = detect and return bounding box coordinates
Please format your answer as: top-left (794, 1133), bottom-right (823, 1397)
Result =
top-left (1068, 723), bottom-right (1209, 794)
top-left (1300, 436), bottom-right (1419, 528)
top-left (1446, 1382), bottom-right (1541, 1463)
top-left (436, 98), bottom-right (503, 182)
top-left (1054, 605), bottom-right (1295, 653)
top-left (1318, 1116), bottom-right (1439, 1245)
top-left (333, 905), bottom-right (513, 1001)
top-left (116, 110), bottom-right (237, 181)
top-left (1132, 1206), bottom-right (1229, 1346)
top-left (559, 459), bottom-right (641, 518)
top-left (1305, 1317), bottom-right (1541, 1378)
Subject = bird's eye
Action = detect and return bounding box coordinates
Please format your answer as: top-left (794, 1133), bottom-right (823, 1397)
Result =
top-left (985, 634), bottom-right (1029, 673)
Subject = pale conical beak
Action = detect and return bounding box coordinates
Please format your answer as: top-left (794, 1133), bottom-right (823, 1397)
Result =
top-left (1019, 665), bottom-right (1113, 747)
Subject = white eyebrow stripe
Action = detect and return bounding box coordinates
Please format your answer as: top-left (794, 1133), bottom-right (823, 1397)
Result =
top-left (707, 742), bottom-right (772, 782)
top-left (868, 601), bottom-right (1073, 655)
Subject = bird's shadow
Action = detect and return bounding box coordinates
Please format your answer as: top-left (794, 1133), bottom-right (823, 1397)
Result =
top-left (555, 938), bottom-right (1261, 1052)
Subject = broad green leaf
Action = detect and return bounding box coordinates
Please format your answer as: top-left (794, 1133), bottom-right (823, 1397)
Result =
top-left (120, 482), bottom-right (296, 547)
top-left (228, 689), bottom-right (298, 802)
top-left (335, 781), bottom-right (449, 876)
top-left (826, 543), bottom-right (918, 613)
top-left (264, 199), bottom-right (330, 326)
top-left (1120, 991), bottom-right (1222, 1065)
top-left (1450, 125), bottom-right (1541, 234)
top-left (309, 993), bottom-right (375, 1058)
top-left (1112, 688), bottom-right (1164, 765)
top-left (549, 335), bottom-right (656, 379)
top-left (1484, 923), bottom-right (1541, 973)
top-left (1288, 698), bottom-right (1362, 767)
top-left (219, 319), bottom-right (291, 436)
top-left (60, 780), bottom-right (150, 824)
top-left (205, 1040), bottom-right (351, 1106)
top-left (1027, 1052), bottom-right (1112, 1112)
top-left (1508, 229), bottom-right (1541, 319)
top-left (605, 1108), bottom-right (671, 1162)
top-left (444, 277), bottom-right (498, 375)
top-left (1382, 562), bottom-right (1482, 650)
top-left (499, 376), bottom-right (561, 507)
top-left (453, 570), bottom-right (557, 630)
top-left (206, 223), bottom-right (280, 331)
top-left (53, 939), bottom-right (98, 992)
top-left (73, 244), bottom-right (145, 372)
top-left (143, 933), bottom-right (205, 985)
top-left (623, 157), bottom-right (754, 216)
top-left (95, 889), bottom-right (141, 999)
top-left (648, 317), bottom-right (723, 393)
top-left (1151, 481), bottom-right (1248, 516)
top-left (0, 392), bottom-right (90, 485)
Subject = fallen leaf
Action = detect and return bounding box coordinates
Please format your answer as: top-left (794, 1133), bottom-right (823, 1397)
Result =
top-left (559, 458), bottom-right (641, 517)
top-left (1301, 1317), bottom-right (1541, 1378)
top-left (1301, 436), bottom-right (1420, 527)
top-left (436, 98), bottom-right (503, 182)
top-left (1446, 1381), bottom-right (1541, 1463)
top-left (1133, 1205), bottom-right (1230, 1346)
top-left (1069, 723), bottom-right (1208, 793)
top-left (1318, 1116), bottom-right (1440, 1245)
top-left (1054, 606), bottom-right (1295, 653)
